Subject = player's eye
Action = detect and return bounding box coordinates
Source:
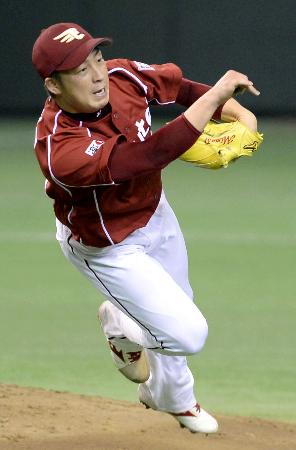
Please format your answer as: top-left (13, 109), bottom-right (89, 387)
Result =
top-left (95, 50), bottom-right (103, 62)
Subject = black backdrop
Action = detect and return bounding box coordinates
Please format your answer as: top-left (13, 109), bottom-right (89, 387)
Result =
top-left (1, 0), bottom-right (295, 116)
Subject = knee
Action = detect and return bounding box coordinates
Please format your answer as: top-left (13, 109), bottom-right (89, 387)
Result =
top-left (174, 314), bottom-right (208, 355)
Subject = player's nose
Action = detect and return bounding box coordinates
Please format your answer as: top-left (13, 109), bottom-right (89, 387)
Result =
top-left (91, 65), bottom-right (104, 82)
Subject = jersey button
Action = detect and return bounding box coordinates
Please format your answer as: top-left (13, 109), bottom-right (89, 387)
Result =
top-left (124, 127), bottom-right (130, 133)
top-left (113, 112), bottom-right (120, 119)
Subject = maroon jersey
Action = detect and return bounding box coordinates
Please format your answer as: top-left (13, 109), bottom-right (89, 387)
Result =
top-left (34, 59), bottom-right (193, 247)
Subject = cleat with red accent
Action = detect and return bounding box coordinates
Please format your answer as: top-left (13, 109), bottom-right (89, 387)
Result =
top-left (170, 403), bottom-right (218, 434)
top-left (139, 386), bottom-right (218, 434)
top-left (98, 301), bottom-right (150, 383)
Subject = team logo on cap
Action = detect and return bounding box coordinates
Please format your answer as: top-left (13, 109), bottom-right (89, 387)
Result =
top-left (53, 28), bottom-right (85, 43)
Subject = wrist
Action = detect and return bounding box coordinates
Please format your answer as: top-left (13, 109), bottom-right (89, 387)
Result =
top-left (201, 87), bottom-right (222, 110)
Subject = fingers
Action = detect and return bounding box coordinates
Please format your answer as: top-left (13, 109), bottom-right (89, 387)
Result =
top-left (213, 70), bottom-right (260, 106)
top-left (231, 72), bottom-right (260, 97)
top-left (247, 84), bottom-right (260, 96)
top-left (234, 86), bottom-right (247, 95)
top-left (234, 84), bottom-right (260, 96)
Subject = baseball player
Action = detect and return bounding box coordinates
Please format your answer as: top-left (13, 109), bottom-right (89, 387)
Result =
top-left (32, 23), bottom-right (260, 433)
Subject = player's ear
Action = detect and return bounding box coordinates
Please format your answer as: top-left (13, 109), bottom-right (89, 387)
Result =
top-left (44, 75), bottom-right (62, 96)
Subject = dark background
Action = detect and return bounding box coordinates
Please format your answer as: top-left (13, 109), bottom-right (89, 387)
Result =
top-left (1, 0), bottom-right (295, 116)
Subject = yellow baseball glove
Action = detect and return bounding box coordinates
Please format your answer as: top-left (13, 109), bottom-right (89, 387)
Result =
top-left (179, 120), bottom-right (264, 169)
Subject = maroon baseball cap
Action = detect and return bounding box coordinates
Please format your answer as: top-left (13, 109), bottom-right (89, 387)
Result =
top-left (32, 22), bottom-right (112, 78)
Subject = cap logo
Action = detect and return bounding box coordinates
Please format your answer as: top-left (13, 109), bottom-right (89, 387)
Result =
top-left (53, 27), bottom-right (85, 43)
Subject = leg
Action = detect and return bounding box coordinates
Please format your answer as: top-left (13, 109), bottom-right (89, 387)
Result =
top-left (60, 238), bottom-right (208, 355)
top-left (136, 196), bottom-right (200, 411)
top-left (134, 196), bottom-right (217, 432)
top-left (60, 235), bottom-right (207, 409)
top-left (57, 192), bottom-right (217, 432)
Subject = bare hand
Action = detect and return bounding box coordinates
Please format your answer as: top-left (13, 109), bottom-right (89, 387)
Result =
top-left (212, 70), bottom-right (260, 105)
top-left (183, 70), bottom-right (260, 133)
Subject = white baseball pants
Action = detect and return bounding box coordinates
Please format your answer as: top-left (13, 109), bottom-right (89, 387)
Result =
top-left (56, 192), bottom-right (208, 412)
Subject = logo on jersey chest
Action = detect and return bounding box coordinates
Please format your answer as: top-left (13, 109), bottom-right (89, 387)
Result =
top-left (133, 61), bottom-right (155, 71)
top-left (85, 139), bottom-right (104, 156)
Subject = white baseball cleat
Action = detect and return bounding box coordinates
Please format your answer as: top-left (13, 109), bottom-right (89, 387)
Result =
top-left (98, 301), bottom-right (150, 383)
top-left (170, 404), bottom-right (218, 434)
top-left (139, 385), bottom-right (218, 434)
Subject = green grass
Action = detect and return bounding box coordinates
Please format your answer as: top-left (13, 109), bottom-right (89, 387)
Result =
top-left (0, 117), bottom-right (295, 422)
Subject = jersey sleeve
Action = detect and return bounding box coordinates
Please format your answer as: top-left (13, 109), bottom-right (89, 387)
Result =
top-left (176, 78), bottom-right (224, 120)
top-left (110, 114), bottom-right (201, 182)
top-left (42, 128), bottom-right (125, 188)
top-left (108, 59), bottom-right (183, 104)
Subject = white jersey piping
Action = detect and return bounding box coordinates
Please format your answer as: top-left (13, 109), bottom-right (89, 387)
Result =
top-left (34, 109), bottom-right (44, 148)
top-left (47, 135), bottom-right (72, 197)
top-left (151, 98), bottom-right (176, 105)
top-left (108, 67), bottom-right (148, 95)
top-left (53, 109), bottom-right (63, 134)
top-left (92, 189), bottom-right (114, 245)
top-left (67, 206), bottom-right (74, 225)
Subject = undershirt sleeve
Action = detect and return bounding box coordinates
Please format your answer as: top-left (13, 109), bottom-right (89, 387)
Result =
top-left (109, 114), bottom-right (201, 183)
top-left (176, 78), bottom-right (224, 121)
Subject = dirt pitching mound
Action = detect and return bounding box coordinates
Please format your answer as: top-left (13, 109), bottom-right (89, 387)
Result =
top-left (0, 384), bottom-right (295, 450)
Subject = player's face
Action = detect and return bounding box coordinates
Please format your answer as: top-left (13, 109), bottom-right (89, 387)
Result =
top-left (52, 49), bottom-right (109, 114)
